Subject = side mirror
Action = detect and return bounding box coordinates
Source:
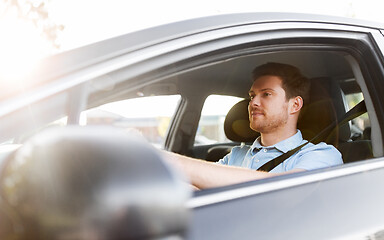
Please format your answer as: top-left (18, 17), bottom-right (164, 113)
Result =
top-left (0, 126), bottom-right (191, 239)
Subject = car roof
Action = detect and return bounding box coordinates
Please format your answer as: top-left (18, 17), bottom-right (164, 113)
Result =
top-left (46, 12), bottom-right (384, 69)
top-left (63, 12), bottom-right (384, 62)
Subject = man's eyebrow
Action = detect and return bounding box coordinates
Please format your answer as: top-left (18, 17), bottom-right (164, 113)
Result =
top-left (249, 88), bottom-right (276, 94)
top-left (260, 88), bottom-right (276, 92)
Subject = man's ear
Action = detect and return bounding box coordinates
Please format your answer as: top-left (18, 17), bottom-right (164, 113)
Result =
top-left (289, 96), bottom-right (303, 114)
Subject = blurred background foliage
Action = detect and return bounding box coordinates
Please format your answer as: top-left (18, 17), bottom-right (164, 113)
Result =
top-left (1, 0), bottom-right (63, 49)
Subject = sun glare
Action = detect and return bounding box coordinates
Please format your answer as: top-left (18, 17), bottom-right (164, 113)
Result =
top-left (0, 9), bottom-right (49, 88)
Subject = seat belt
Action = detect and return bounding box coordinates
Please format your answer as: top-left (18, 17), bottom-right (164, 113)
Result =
top-left (257, 100), bottom-right (367, 172)
top-left (257, 141), bottom-right (309, 172)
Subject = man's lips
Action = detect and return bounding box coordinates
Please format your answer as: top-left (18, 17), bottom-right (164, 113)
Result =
top-left (249, 109), bottom-right (265, 117)
top-left (251, 112), bottom-right (264, 117)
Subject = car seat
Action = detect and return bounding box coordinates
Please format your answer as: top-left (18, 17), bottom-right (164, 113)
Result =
top-left (205, 99), bottom-right (258, 161)
top-left (297, 77), bottom-right (351, 146)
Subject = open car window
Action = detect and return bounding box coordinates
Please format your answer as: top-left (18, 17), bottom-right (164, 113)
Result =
top-left (195, 95), bottom-right (243, 146)
top-left (345, 91), bottom-right (370, 140)
top-left (81, 95), bottom-right (181, 148)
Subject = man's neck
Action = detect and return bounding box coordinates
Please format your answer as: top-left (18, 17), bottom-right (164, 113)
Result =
top-left (260, 128), bottom-right (298, 146)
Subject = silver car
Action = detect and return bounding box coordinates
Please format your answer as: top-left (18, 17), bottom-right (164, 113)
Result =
top-left (1, 12), bottom-right (384, 239)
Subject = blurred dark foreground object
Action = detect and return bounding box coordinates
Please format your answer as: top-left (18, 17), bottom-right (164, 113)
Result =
top-left (0, 126), bottom-right (190, 240)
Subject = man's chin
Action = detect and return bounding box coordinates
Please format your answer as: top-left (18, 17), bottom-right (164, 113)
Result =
top-left (250, 124), bottom-right (262, 133)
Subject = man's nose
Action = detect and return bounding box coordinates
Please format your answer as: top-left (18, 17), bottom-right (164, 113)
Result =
top-left (249, 96), bottom-right (260, 106)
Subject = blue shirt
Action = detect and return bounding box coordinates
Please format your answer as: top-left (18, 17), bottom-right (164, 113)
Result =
top-left (217, 130), bottom-right (343, 173)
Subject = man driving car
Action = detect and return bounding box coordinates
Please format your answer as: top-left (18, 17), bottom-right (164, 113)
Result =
top-left (163, 62), bottom-right (343, 189)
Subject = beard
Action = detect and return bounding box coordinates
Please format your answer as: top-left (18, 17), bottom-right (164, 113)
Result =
top-left (249, 105), bottom-right (289, 134)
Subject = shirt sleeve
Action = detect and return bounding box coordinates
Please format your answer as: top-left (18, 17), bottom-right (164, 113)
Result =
top-left (292, 142), bottom-right (343, 171)
top-left (217, 145), bottom-right (252, 167)
top-left (217, 151), bottom-right (231, 165)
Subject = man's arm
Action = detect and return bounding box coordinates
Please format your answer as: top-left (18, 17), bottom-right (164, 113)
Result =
top-left (162, 151), bottom-right (304, 189)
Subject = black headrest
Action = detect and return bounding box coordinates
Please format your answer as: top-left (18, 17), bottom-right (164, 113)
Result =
top-left (1, 126), bottom-right (190, 240)
top-left (224, 99), bottom-right (259, 142)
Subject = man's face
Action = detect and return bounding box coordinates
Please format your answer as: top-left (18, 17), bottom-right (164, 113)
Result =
top-left (248, 75), bottom-right (290, 133)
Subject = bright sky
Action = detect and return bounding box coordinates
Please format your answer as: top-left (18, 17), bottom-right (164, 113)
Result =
top-left (1, 0), bottom-right (384, 91)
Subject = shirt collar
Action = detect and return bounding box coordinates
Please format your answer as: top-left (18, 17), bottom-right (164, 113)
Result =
top-left (251, 130), bottom-right (303, 153)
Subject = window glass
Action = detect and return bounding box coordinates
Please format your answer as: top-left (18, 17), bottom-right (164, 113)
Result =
top-left (345, 92), bottom-right (370, 140)
top-left (195, 95), bottom-right (243, 145)
top-left (81, 95), bottom-right (181, 148)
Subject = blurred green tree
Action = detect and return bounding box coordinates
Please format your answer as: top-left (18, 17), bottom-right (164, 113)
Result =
top-left (1, 0), bottom-right (63, 49)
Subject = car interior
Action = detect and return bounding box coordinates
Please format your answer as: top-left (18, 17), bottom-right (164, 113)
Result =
top-left (163, 50), bottom-right (371, 163)
top-left (81, 49), bottom-right (374, 166)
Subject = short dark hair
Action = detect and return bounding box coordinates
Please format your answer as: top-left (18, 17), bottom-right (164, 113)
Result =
top-left (252, 62), bottom-right (310, 104)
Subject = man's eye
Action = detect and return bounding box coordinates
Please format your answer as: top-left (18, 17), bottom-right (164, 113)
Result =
top-left (263, 92), bottom-right (271, 97)
top-left (249, 96), bottom-right (254, 100)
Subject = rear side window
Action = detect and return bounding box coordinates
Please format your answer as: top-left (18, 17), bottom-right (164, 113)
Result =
top-left (195, 95), bottom-right (243, 145)
top-left (345, 92), bottom-right (370, 140)
top-left (81, 95), bottom-right (181, 148)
